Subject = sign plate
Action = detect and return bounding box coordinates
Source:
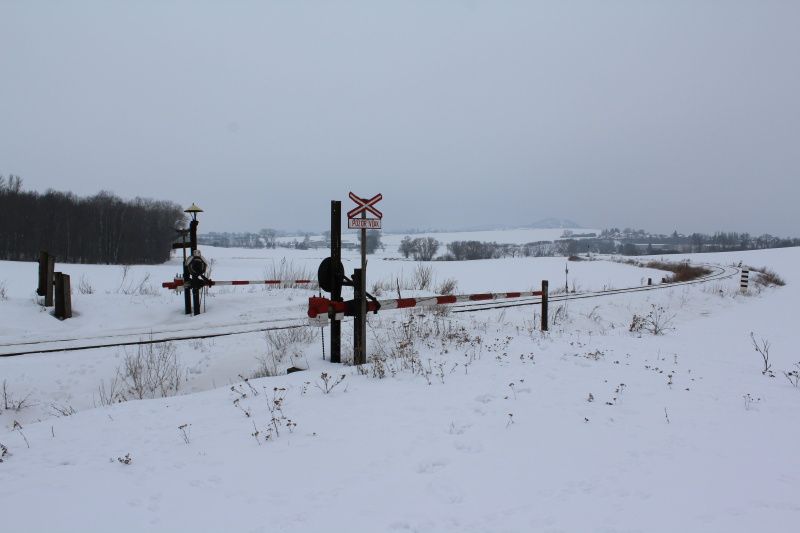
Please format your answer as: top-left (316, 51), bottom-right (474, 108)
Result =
top-left (348, 218), bottom-right (382, 229)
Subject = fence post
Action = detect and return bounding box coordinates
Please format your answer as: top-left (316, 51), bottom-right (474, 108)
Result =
top-left (541, 279), bottom-right (549, 331)
top-left (44, 255), bottom-right (55, 307)
top-left (54, 273), bottom-right (72, 319)
top-left (37, 251), bottom-right (49, 296)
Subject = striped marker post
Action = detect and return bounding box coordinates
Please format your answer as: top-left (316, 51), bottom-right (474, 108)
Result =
top-left (740, 269), bottom-right (749, 293)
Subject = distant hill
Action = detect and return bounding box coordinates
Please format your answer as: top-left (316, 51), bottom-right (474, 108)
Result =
top-left (525, 218), bottom-right (583, 229)
top-left (387, 218), bottom-right (584, 234)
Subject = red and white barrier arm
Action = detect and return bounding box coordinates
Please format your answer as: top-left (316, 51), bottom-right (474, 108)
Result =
top-left (307, 290), bottom-right (544, 320)
top-left (162, 278), bottom-right (318, 291)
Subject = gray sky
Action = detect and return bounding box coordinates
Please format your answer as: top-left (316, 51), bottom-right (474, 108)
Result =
top-left (2, 1), bottom-right (798, 236)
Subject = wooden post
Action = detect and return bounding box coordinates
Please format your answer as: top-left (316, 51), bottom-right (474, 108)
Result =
top-left (541, 280), bottom-right (549, 332)
top-left (44, 255), bottom-right (55, 307)
top-left (54, 273), bottom-right (72, 319)
top-left (37, 251), bottom-right (48, 296)
top-left (648, 278), bottom-right (652, 286)
top-left (330, 201), bottom-right (342, 363)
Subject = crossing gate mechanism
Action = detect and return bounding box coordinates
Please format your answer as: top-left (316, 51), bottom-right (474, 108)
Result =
top-left (186, 250), bottom-right (208, 277)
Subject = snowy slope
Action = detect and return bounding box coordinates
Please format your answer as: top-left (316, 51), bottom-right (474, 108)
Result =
top-left (1, 239), bottom-right (798, 532)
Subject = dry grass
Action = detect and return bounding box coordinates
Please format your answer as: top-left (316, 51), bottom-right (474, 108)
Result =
top-left (96, 341), bottom-right (182, 405)
top-left (413, 264), bottom-right (434, 291)
top-left (436, 278), bottom-right (458, 295)
top-left (645, 261), bottom-right (711, 283)
top-left (749, 266), bottom-right (786, 287)
top-left (263, 258), bottom-right (314, 289)
top-left (254, 327), bottom-right (317, 377)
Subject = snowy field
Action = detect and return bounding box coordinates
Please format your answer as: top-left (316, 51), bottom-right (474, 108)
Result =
top-left (278, 227), bottom-right (598, 248)
top-left (1, 231), bottom-right (798, 532)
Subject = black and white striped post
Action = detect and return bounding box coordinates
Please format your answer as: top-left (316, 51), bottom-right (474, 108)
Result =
top-left (740, 269), bottom-right (750, 293)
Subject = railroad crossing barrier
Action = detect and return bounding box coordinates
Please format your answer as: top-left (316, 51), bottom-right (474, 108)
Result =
top-left (308, 281), bottom-right (550, 331)
top-left (162, 277), bottom-right (318, 292)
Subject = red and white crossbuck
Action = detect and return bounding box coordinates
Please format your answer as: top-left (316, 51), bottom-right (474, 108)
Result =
top-left (347, 192), bottom-right (383, 229)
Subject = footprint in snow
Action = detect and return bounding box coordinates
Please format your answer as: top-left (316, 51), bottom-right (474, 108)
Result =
top-left (416, 459), bottom-right (448, 474)
top-left (474, 393), bottom-right (495, 404)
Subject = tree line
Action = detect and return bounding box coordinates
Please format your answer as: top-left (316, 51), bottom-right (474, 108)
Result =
top-left (395, 229), bottom-right (800, 261)
top-left (0, 176), bottom-right (185, 264)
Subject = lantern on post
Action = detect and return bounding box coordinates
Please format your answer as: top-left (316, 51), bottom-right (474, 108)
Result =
top-left (184, 203), bottom-right (204, 315)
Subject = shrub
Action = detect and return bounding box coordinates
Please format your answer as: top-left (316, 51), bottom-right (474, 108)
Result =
top-left (398, 237), bottom-right (440, 261)
top-left (254, 327), bottom-right (317, 377)
top-left (446, 240), bottom-right (496, 260)
top-left (436, 278), bottom-right (458, 295)
top-left (645, 261), bottom-right (711, 282)
top-left (630, 304), bottom-right (675, 335)
top-left (413, 264), bottom-right (433, 291)
top-left (264, 258), bottom-right (313, 288)
top-left (2, 380), bottom-right (33, 412)
top-left (78, 275), bottom-right (94, 295)
top-left (119, 341), bottom-right (182, 400)
top-left (752, 267), bottom-right (785, 287)
top-left (750, 332), bottom-right (774, 377)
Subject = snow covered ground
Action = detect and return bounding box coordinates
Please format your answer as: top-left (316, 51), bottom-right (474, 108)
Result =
top-left (1, 232), bottom-right (798, 532)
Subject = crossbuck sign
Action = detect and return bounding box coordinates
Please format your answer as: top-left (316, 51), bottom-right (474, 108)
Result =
top-left (347, 192), bottom-right (383, 229)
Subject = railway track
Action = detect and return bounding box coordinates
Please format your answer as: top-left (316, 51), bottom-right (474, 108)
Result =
top-left (0, 263), bottom-right (739, 357)
top-left (452, 263), bottom-right (738, 313)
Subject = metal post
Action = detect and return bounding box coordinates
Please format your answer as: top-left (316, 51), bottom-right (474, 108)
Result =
top-left (330, 201), bottom-right (342, 363)
top-left (181, 230), bottom-right (191, 315)
top-left (541, 280), bottom-right (549, 332)
top-left (358, 210), bottom-right (367, 365)
top-left (189, 219), bottom-right (200, 315)
top-left (353, 269), bottom-right (364, 364)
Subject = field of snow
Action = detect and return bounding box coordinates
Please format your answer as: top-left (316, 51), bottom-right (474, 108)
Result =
top-left (1, 231), bottom-right (798, 532)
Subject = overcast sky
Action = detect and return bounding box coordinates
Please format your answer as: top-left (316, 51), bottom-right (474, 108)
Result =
top-left (1, 1), bottom-right (798, 236)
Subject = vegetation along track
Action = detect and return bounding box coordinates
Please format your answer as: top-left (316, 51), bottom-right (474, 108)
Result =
top-left (1, 263), bottom-right (739, 357)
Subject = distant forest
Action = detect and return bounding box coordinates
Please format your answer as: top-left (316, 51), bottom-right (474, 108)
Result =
top-left (0, 176), bottom-right (185, 264)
